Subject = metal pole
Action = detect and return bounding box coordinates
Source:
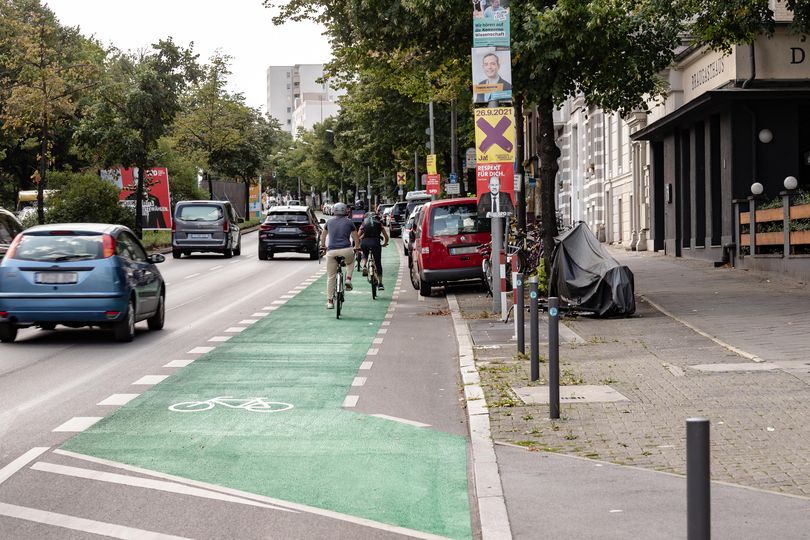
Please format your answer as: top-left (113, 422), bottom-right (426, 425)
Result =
top-left (516, 273), bottom-right (525, 354)
top-left (450, 99), bottom-right (458, 176)
top-left (414, 150), bottom-right (420, 191)
top-left (548, 296), bottom-right (560, 419)
top-left (429, 100), bottom-right (436, 154)
top-left (297, 176), bottom-right (301, 201)
top-left (515, 96), bottom-right (526, 231)
top-left (491, 216), bottom-right (502, 314)
top-left (687, 418), bottom-right (711, 540)
top-left (529, 276), bottom-right (539, 381)
top-left (367, 165), bottom-right (372, 210)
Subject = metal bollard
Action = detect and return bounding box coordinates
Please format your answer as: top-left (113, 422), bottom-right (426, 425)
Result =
top-left (529, 277), bottom-right (539, 381)
top-left (516, 273), bottom-right (525, 355)
top-left (687, 417), bottom-right (711, 540)
top-left (548, 296), bottom-right (560, 419)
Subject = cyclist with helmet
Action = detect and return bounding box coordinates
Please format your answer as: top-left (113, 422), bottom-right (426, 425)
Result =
top-left (319, 202), bottom-right (360, 309)
top-left (359, 210), bottom-right (390, 290)
top-left (350, 200), bottom-right (366, 230)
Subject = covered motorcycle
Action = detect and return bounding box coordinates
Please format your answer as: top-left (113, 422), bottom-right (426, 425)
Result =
top-left (549, 223), bottom-right (635, 316)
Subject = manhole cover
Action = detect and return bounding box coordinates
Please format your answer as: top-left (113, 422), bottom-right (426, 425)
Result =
top-left (512, 385), bottom-right (629, 404)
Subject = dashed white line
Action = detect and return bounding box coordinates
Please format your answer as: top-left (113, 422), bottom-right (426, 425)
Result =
top-left (367, 348), bottom-right (379, 356)
top-left (184, 273), bottom-right (201, 279)
top-left (208, 336), bottom-right (231, 342)
top-left (132, 375), bottom-right (169, 385)
top-left (381, 321), bottom-right (391, 326)
top-left (97, 394), bottom-right (139, 406)
top-left (188, 346), bottom-right (214, 354)
top-left (229, 260), bottom-right (241, 264)
top-left (281, 294), bottom-right (296, 299)
top-left (342, 395), bottom-right (359, 407)
top-left (225, 327), bottom-right (246, 333)
top-left (372, 338), bottom-right (384, 345)
top-left (210, 265), bottom-right (223, 271)
top-left (0, 448), bottom-right (49, 486)
top-left (271, 300), bottom-right (287, 305)
top-left (164, 359), bottom-right (195, 368)
top-left (359, 361), bottom-right (373, 370)
top-left (52, 417), bottom-right (103, 432)
top-left (384, 313), bottom-right (393, 319)
top-left (239, 319), bottom-right (258, 325)
top-left (352, 377), bottom-right (366, 387)
top-left (252, 312), bottom-right (269, 317)
top-left (370, 414), bottom-right (431, 428)
top-left (377, 329), bottom-right (388, 335)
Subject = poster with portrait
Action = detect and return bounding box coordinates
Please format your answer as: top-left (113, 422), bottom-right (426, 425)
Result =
top-left (100, 167), bottom-right (172, 230)
top-left (472, 47), bottom-right (512, 104)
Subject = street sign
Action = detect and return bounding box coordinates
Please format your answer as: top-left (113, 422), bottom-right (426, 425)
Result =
top-left (514, 173), bottom-right (522, 192)
top-left (465, 148), bottom-right (476, 169)
top-left (396, 171), bottom-right (406, 186)
top-left (446, 183), bottom-right (461, 195)
top-left (449, 172), bottom-right (458, 183)
top-left (427, 154), bottom-right (437, 175)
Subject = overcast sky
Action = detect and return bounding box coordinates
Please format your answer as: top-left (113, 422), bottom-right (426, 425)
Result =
top-left (44, 1), bottom-right (333, 112)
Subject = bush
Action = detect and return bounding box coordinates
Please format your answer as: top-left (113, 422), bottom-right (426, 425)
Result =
top-left (46, 172), bottom-right (135, 229)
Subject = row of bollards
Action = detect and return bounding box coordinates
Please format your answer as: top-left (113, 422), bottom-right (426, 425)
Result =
top-left (513, 276), bottom-right (710, 538)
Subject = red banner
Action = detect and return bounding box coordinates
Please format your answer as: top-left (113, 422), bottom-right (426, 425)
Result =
top-left (102, 168), bottom-right (172, 229)
top-left (476, 162), bottom-right (515, 206)
top-left (426, 173), bottom-right (441, 195)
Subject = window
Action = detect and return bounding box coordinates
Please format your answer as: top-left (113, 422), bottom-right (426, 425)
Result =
top-left (286, 72), bottom-right (290, 78)
top-left (286, 83), bottom-right (290, 89)
top-left (429, 204), bottom-right (490, 236)
top-left (267, 212), bottom-right (309, 223)
top-left (13, 233), bottom-right (104, 261)
top-left (117, 231), bottom-right (147, 262)
top-left (287, 107), bottom-right (291, 113)
top-left (177, 204), bottom-right (223, 221)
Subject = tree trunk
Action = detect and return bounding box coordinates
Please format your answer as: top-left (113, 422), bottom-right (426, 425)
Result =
top-left (244, 180), bottom-right (250, 220)
top-left (135, 166), bottom-right (144, 239)
top-left (206, 170), bottom-right (213, 200)
top-left (37, 122), bottom-right (48, 225)
top-left (538, 94), bottom-right (561, 274)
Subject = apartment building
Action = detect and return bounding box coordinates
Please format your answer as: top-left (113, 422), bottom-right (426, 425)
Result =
top-left (265, 64), bottom-right (343, 136)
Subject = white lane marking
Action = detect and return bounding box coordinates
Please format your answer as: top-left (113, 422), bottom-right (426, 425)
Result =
top-left (184, 273), bottom-right (201, 280)
top-left (164, 359), bottom-right (195, 368)
top-left (352, 377), bottom-right (366, 387)
top-left (264, 306), bottom-right (279, 311)
top-left (97, 394), bottom-right (139, 406)
top-left (381, 321), bottom-right (391, 326)
top-left (367, 348), bottom-right (379, 356)
top-left (0, 502), bottom-right (191, 540)
top-left (52, 417), bottom-right (102, 432)
top-left (54, 450), bottom-right (451, 540)
top-left (252, 312), bottom-right (269, 317)
top-left (239, 319), bottom-right (258, 325)
top-left (210, 265), bottom-right (223, 271)
top-left (377, 329), bottom-right (388, 335)
top-left (225, 327), bottom-right (246, 333)
top-left (208, 336), bottom-right (231, 342)
top-left (132, 375), bottom-right (169, 385)
top-left (293, 286), bottom-right (306, 290)
top-left (281, 294), bottom-right (296, 299)
top-left (359, 361), bottom-right (373, 370)
top-left (0, 447), bottom-right (49, 486)
top-left (384, 313), bottom-right (393, 319)
top-left (229, 260), bottom-right (241, 264)
top-left (609, 509), bottom-right (623, 513)
top-left (31, 462), bottom-right (289, 512)
top-left (372, 338), bottom-right (384, 345)
top-left (271, 300), bottom-right (287, 305)
top-left (370, 414), bottom-right (431, 428)
top-left (188, 346), bottom-right (214, 354)
top-left (342, 395), bottom-right (359, 407)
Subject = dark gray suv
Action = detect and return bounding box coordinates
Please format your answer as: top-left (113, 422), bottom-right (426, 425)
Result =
top-left (172, 201), bottom-right (242, 259)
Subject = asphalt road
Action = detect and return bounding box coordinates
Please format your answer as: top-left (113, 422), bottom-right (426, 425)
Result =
top-left (0, 231), bottom-right (474, 540)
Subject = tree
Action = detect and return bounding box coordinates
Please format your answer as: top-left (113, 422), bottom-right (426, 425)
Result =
top-left (75, 38), bottom-right (197, 237)
top-left (0, 0), bottom-right (99, 223)
top-left (45, 171), bottom-right (135, 227)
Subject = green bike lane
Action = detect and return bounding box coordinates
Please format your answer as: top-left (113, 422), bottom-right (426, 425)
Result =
top-left (61, 247), bottom-right (472, 539)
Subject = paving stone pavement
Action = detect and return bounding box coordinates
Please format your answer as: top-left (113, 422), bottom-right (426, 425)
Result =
top-left (455, 252), bottom-right (810, 499)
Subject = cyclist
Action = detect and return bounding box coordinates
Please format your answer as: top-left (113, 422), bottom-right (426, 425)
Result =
top-left (350, 200), bottom-right (366, 230)
top-left (359, 210), bottom-right (390, 290)
top-left (319, 202), bottom-right (360, 309)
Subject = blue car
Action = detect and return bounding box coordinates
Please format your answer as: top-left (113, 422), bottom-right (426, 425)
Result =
top-left (0, 223), bottom-right (166, 343)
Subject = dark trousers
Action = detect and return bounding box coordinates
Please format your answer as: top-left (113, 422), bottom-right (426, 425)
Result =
top-left (360, 240), bottom-right (383, 278)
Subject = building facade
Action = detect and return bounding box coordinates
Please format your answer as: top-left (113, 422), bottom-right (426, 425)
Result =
top-left (265, 64), bottom-right (343, 136)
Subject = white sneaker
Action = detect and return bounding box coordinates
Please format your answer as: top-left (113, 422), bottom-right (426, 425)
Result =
top-left (326, 301), bottom-right (334, 309)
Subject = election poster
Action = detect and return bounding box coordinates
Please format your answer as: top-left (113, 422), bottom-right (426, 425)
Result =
top-left (472, 47), bottom-right (512, 104)
top-left (100, 167), bottom-right (172, 230)
top-left (249, 183), bottom-right (262, 219)
top-left (474, 107), bottom-right (516, 164)
top-left (473, 0), bottom-right (510, 47)
top-left (425, 174), bottom-right (441, 195)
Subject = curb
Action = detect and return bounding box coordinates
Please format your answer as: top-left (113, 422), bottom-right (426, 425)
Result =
top-left (447, 294), bottom-right (512, 540)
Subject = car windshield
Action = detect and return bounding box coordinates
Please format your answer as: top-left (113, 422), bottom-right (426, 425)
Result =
top-left (392, 203), bottom-right (407, 215)
top-left (178, 205), bottom-right (223, 221)
top-left (429, 204), bottom-right (491, 236)
top-left (266, 212), bottom-right (309, 223)
top-left (12, 233), bottom-right (103, 261)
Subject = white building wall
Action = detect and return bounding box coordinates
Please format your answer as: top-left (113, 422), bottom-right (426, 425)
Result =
top-left (266, 66), bottom-right (293, 132)
top-left (266, 63), bottom-right (345, 135)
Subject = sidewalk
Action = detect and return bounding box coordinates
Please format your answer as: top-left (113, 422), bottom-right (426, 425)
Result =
top-left (450, 248), bottom-right (810, 538)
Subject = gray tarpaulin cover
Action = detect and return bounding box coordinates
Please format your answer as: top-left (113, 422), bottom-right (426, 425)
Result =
top-left (549, 223), bottom-right (636, 316)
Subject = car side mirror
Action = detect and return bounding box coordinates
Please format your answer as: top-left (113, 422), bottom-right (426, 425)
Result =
top-left (319, 218), bottom-right (326, 224)
top-left (148, 253), bottom-right (165, 264)
top-left (237, 217), bottom-right (245, 224)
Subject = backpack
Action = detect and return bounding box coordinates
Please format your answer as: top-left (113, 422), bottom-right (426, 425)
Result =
top-left (362, 216), bottom-right (381, 237)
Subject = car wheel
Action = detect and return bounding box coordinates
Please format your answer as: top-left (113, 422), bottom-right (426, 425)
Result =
top-left (172, 250), bottom-right (182, 259)
top-left (147, 291), bottom-right (165, 330)
top-left (410, 262), bottom-right (421, 290)
top-left (418, 276), bottom-right (432, 297)
top-left (309, 247), bottom-right (319, 260)
top-left (258, 247), bottom-right (269, 261)
top-left (40, 323), bottom-right (56, 331)
top-left (267, 250), bottom-right (274, 259)
top-left (0, 322), bottom-right (18, 343)
top-left (233, 238), bottom-right (242, 256)
top-left (223, 247), bottom-right (233, 259)
top-left (113, 300), bottom-right (136, 342)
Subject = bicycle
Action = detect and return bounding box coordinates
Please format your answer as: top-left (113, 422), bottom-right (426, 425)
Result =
top-left (334, 255), bottom-right (346, 319)
top-left (367, 250), bottom-right (379, 299)
top-left (169, 396), bottom-right (294, 413)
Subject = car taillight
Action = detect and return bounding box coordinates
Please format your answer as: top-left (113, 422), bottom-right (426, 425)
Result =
top-left (260, 224), bottom-right (276, 231)
top-left (5, 234), bottom-right (22, 259)
top-left (0, 311), bottom-right (8, 318)
top-left (223, 220), bottom-right (230, 233)
top-left (171, 220), bottom-right (176, 232)
top-left (103, 234), bottom-right (116, 258)
top-left (300, 224), bottom-right (316, 233)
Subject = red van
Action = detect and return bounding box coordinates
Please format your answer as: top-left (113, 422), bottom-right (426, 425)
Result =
top-left (410, 198), bottom-right (491, 296)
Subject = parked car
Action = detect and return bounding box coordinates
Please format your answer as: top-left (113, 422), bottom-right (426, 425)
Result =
top-left (0, 223), bottom-right (166, 343)
top-left (388, 201), bottom-right (408, 237)
top-left (410, 198), bottom-right (491, 297)
top-left (172, 200), bottom-right (242, 259)
top-left (258, 205), bottom-right (324, 260)
top-left (287, 199), bottom-right (301, 206)
top-left (376, 203), bottom-right (393, 217)
top-left (381, 205), bottom-right (394, 226)
top-left (0, 208), bottom-right (24, 260)
top-left (402, 203), bottom-right (426, 256)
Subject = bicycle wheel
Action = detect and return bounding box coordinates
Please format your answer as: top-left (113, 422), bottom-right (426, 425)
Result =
top-left (336, 272), bottom-right (343, 319)
top-left (169, 401), bottom-right (214, 412)
top-left (482, 258), bottom-right (493, 295)
top-left (245, 400), bottom-right (294, 413)
top-left (369, 254), bottom-right (377, 299)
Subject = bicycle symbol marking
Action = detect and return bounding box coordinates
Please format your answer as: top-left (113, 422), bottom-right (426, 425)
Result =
top-left (168, 396), bottom-right (294, 413)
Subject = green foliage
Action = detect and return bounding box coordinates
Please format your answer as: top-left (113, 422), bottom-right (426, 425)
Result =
top-left (45, 172), bottom-right (135, 228)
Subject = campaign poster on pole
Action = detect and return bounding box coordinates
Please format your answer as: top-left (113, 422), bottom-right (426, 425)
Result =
top-left (425, 174), bottom-right (441, 195)
top-left (396, 171), bottom-right (407, 186)
top-left (249, 183), bottom-right (262, 218)
top-left (100, 167), bottom-right (172, 229)
top-left (426, 154), bottom-right (437, 175)
top-left (472, 0), bottom-right (510, 47)
top-left (472, 47), bottom-right (512, 104)
top-left (474, 107), bottom-right (516, 164)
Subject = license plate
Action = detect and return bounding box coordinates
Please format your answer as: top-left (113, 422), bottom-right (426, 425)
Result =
top-left (277, 227), bottom-right (298, 233)
top-left (450, 246), bottom-right (478, 255)
top-left (188, 234), bottom-right (211, 239)
top-left (35, 272), bottom-right (78, 284)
